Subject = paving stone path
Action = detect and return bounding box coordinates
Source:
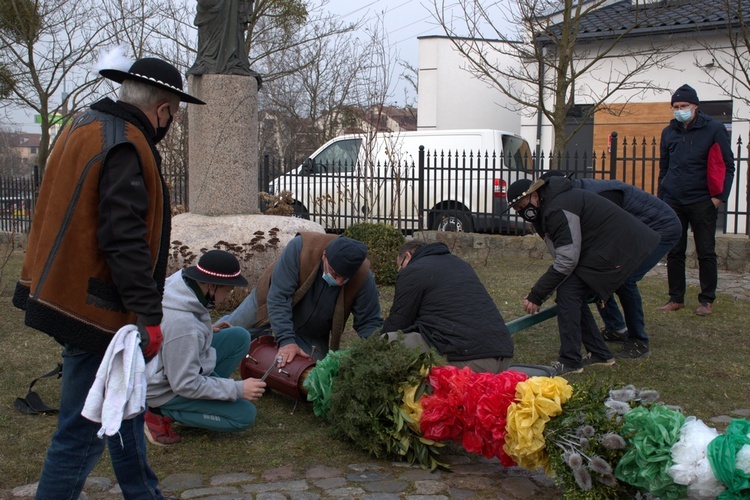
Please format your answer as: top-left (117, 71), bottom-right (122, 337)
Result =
top-left (8, 268), bottom-right (750, 499)
top-left (646, 263), bottom-right (750, 301)
top-left (9, 455), bottom-right (562, 499)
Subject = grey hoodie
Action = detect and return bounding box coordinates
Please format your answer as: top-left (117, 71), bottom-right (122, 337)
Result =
top-left (146, 270), bottom-right (244, 407)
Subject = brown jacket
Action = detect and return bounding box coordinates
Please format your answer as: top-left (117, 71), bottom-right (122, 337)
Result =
top-left (253, 232), bottom-right (370, 350)
top-left (13, 103), bottom-right (169, 355)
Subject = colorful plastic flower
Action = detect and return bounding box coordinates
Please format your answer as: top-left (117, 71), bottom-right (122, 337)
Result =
top-left (303, 349), bottom-right (347, 417)
top-left (420, 365), bottom-right (474, 441)
top-left (707, 418), bottom-right (750, 499)
top-left (668, 416), bottom-right (725, 499)
top-left (503, 376), bottom-right (572, 470)
top-left (614, 404), bottom-right (687, 500)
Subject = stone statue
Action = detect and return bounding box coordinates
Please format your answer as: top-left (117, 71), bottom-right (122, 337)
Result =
top-left (187, 0), bottom-right (260, 82)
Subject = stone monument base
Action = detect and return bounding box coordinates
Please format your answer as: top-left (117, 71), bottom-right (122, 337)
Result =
top-left (168, 213), bottom-right (325, 289)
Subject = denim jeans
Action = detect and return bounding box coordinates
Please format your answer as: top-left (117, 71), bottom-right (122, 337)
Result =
top-left (597, 238), bottom-right (679, 343)
top-left (667, 200), bottom-right (719, 304)
top-left (159, 327), bottom-right (257, 432)
top-left (219, 290), bottom-right (268, 337)
top-left (555, 274), bottom-right (612, 367)
top-left (36, 345), bottom-right (162, 500)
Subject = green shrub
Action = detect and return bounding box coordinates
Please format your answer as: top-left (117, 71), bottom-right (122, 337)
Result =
top-left (344, 223), bottom-right (405, 286)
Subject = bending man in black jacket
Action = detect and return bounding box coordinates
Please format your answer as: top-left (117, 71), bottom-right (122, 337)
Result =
top-left (382, 241), bottom-right (514, 373)
top-left (508, 176), bottom-right (660, 376)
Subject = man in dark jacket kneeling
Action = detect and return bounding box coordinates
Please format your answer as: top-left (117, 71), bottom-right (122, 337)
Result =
top-left (382, 241), bottom-right (514, 373)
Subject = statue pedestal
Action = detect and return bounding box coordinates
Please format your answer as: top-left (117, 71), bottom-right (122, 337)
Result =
top-left (168, 213), bottom-right (325, 287)
top-left (187, 74), bottom-right (258, 215)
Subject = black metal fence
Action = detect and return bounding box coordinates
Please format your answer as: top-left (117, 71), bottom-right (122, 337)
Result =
top-left (0, 167), bottom-right (37, 234)
top-left (260, 148), bottom-right (534, 234)
top-left (259, 132), bottom-right (749, 236)
top-left (3, 133), bottom-right (748, 236)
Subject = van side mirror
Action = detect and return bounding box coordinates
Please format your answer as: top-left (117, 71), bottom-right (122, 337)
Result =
top-left (302, 157), bottom-right (313, 174)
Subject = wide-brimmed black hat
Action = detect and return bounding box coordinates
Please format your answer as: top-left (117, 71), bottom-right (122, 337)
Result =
top-left (507, 178), bottom-right (547, 208)
top-left (183, 250), bottom-right (248, 287)
top-left (100, 57), bottom-right (205, 105)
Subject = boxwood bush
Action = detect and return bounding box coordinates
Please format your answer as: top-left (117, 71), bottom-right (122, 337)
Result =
top-left (343, 223), bottom-right (405, 286)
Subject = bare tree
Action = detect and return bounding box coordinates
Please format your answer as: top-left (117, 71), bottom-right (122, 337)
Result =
top-left (258, 15), bottom-right (372, 160)
top-left (694, 0), bottom-right (750, 110)
top-left (430, 0), bottom-right (673, 156)
top-left (99, 0), bottom-right (197, 210)
top-left (0, 0), bottom-right (119, 177)
top-left (0, 128), bottom-right (25, 177)
top-left (0, 63), bottom-right (14, 99)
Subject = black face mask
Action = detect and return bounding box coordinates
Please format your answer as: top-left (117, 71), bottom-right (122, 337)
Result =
top-left (153, 107), bottom-right (173, 144)
top-left (520, 204), bottom-right (539, 222)
top-left (205, 286), bottom-right (216, 310)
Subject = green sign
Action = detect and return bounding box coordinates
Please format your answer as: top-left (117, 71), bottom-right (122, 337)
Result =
top-left (34, 114), bottom-right (64, 125)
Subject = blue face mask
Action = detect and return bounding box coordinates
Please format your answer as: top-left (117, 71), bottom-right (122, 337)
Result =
top-left (674, 109), bottom-right (693, 123)
top-left (322, 272), bottom-right (349, 287)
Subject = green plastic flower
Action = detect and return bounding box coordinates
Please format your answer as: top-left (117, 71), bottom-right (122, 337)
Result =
top-left (615, 405), bottom-right (687, 500)
top-left (303, 349), bottom-right (347, 418)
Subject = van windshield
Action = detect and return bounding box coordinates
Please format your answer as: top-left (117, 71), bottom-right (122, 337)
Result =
top-left (502, 135), bottom-right (532, 172)
top-left (312, 138), bottom-right (361, 173)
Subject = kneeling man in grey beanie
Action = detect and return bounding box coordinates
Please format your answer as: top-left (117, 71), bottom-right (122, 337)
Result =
top-left (219, 233), bottom-right (383, 365)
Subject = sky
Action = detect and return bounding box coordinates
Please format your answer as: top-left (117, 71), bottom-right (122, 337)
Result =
top-left (322, 0), bottom-right (446, 103)
top-left (2, 0), bottom-right (446, 134)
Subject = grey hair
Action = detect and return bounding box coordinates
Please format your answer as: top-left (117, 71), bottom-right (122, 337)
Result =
top-left (119, 79), bottom-right (180, 111)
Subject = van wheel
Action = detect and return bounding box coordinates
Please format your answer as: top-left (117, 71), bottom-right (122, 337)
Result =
top-left (432, 210), bottom-right (473, 232)
top-left (291, 202), bottom-right (310, 220)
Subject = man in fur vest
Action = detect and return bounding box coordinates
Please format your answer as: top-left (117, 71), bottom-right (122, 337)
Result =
top-left (13, 56), bottom-right (204, 499)
top-left (220, 233), bottom-right (383, 367)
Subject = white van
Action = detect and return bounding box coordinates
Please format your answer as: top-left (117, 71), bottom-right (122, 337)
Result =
top-left (271, 129), bottom-right (533, 233)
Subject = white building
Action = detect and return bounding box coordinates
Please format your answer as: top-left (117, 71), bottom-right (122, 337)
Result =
top-left (417, 36), bottom-right (523, 132)
top-left (415, 0), bottom-right (750, 233)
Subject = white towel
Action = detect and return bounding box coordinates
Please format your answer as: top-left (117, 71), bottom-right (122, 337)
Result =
top-left (82, 324), bottom-right (158, 438)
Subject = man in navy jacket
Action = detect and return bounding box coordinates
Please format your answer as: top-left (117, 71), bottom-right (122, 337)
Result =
top-left (657, 84), bottom-right (735, 316)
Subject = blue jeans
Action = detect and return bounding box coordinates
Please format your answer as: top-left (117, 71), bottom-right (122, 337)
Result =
top-left (219, 290), bottom-right (267, 337)
top-left (597, 238), bottom-right (679, 343)
top-left (36, 345), bottom-right (162, 500)
top-left (159, 327), bottom-right (257, 432)
top-left (667, 200), bottom-right (719, 304)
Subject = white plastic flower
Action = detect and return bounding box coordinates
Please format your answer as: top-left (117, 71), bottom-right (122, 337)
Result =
top-left (668, 417), bottom-right (725, 499)
top-left (737, 444), bottom-right (750, 474)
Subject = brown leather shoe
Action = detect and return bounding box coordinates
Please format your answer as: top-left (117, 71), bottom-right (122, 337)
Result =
top-left (656, 301), bottom-right (685, 312)
top-left (695, 302), bottom-right (713, 316)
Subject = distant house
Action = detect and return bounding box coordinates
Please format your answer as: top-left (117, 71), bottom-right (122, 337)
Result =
top-left (3, 132), bottom-right (40, 164)
top-left (0, 132), bottom-right (40, 176)
top-left (331, 105), bottom-right (418, 136)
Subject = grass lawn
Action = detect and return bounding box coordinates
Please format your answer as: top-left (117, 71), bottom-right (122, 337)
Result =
top-left (1, 241), bottom-right (748, 490)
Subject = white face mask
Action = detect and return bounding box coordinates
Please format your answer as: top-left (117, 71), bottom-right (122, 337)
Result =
top-left (674, 108), bottom-right (693, 123)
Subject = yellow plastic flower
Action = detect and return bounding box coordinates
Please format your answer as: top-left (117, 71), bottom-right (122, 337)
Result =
top-left (400, 382), bottom-right (423, 434)
top-left (503, 376), bottom-right (572, 471)
top-left (399, 365), bottom-right (430, 434)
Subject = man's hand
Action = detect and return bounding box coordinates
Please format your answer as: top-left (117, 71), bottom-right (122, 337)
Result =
top-left (524, 296), bottom-right (541, 314)
top-left (139, 324), bottom-right (163, 361)
top-left (276, 343), bottom-right (310, 368)
top-left (212, 320), bottom-right (232, 333)
top-left (711, 197), bottom-right (722, 208)
top-left (242, 378), bottom-right (266, 401)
